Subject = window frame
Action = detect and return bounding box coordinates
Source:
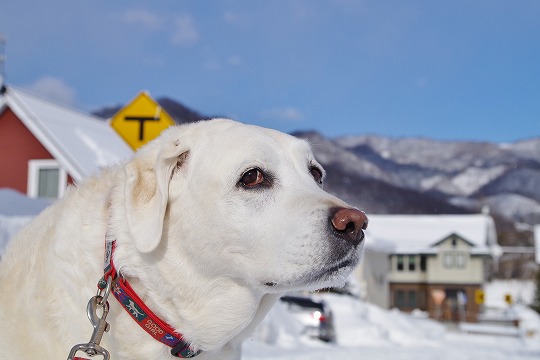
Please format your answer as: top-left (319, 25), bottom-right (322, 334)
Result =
top-left (407, 290), bottom-right (417, 308)
top-left (443, 253), bottom-right (454, 268)
top-left (408, 255), bottom-right (416, 271)
top-left (27, 159), bottom-right (67, 199)
top-left (456, 253), bottom-right (467, 268)
top-left (420, 255), bottom-right (427, 272)
top-left (396, 255), bottom-right (404, 271)
top-left (395, 290), bottom-right (405, 308)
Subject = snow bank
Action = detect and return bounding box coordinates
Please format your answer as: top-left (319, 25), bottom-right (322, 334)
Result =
top-left (0, 188), bottom-right (51, 216)
top-left (0, 188), bottom-right (51, 257)
top-left (0, 214), bottom-right (34, 257)
top-left (245, 292), bottom-right (540, 360)
top-left (311, 293), bottom-right (445, 348)
top-left (485, 279), bottom-right (535, 308)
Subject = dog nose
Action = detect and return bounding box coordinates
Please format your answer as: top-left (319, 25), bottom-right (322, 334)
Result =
top-left (330, 207), bottom-right (368, 246)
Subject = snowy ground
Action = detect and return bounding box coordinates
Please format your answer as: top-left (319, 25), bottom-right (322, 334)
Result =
top-left (1, 188), bottom-right (540, 359)
top-left (0, 188), bottom-right (51, 257)
top-left (246, 292), bottom-right (540, 360)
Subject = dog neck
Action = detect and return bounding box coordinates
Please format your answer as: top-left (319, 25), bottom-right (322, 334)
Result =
top-left (104, 240), bottom-right (201, 358)
top-left (106, 237), bottom-right (280, 359)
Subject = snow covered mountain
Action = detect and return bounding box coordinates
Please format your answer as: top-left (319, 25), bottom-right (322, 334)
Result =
top-left (326, 134), bottom-right (540, 227)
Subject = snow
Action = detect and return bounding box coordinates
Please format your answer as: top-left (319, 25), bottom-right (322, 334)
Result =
top-left (4, 86), bottom-right (132, 181)
top-left (246, 291), bottom-right (540, 360)
top-left (484, 194), bottom-right (540, 223)
top-left (449, 165), bottom-right (507, 196)
top-left (0, 188), bottom-right (52, 257)
top-left (1, 192), bottom-right (539, 359)
top-left (364, 214), bottom-right (498, 255)
top-left (0, 214), bottom-right (33, 256)
top-left (485, 279), bottom-right (535, 308)
top-left (419, 166), bottom-right (507, 196)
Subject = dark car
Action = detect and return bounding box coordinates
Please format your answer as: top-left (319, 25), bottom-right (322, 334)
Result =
top-left (280, 295), bottom-right (336, 342)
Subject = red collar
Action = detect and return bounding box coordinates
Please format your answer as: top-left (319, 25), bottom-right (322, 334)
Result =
top-left (99, 240), bottom-right (201, 358)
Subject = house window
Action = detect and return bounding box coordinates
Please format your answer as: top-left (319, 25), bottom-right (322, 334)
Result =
top-left (27, 160), bottom-right (67, 199)
top-left (38, 168), bottom-right (59, 197)
top-left (456, 253), bottom-right (466, 268)
top-left (397, 255), bottom-right (404, 271)
top-left (394, 290), bottom-right (418, 309)
top-left (408, 291), bottom-right (417, 308)
top-left (420, 255), bottom-right (427, 272)
top-left (395, 290), bottom-right (405, 308)
top-left (443, 253), bottom-right (454, 268)
top-left (408, 255), bottom-right (416, 271)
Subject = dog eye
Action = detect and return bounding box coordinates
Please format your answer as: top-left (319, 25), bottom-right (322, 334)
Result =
top-left (310, 166), bottom-right (323, 185)
top-left (239, 168), bottom-right (266, 188)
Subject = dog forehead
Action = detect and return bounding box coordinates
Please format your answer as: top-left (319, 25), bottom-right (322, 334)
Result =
top-left (193, 119), bottom-right (313, 160)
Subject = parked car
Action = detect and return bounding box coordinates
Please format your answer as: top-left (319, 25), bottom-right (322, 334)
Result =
top-left (280, 295), bottom-right (336, 342)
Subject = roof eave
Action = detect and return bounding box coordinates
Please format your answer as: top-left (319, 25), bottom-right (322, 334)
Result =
top-left (5, 88), bottom-right (86, 181)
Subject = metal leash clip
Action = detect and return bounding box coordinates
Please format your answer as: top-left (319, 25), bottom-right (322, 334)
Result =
top-left (68, 278), bottom-right (114, 360)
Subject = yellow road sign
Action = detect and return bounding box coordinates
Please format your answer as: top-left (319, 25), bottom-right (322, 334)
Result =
top-left (110, 91), bottom-right (175, 150)
top-left (505, 293), bottom-right (513, 305)
top-left (474, 289), bottom-right (485, 305)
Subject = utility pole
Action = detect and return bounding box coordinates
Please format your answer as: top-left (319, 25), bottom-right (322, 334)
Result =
top-left (0, 34), bottom-right (6, 91)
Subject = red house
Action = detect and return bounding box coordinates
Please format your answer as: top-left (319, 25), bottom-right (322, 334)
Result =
top-left (0, 85), bottom-right (132, 199)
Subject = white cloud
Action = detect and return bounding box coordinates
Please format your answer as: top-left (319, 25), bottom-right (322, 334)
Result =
top-left (25, 77), bottom-right (76, 106)
top-left (262, 107), bottom-right (305, 122)
top-left (171, 14), bottom-right (199, 46)
top-left (121, 9), bottom-right (164, 30)
top-left (120, 9), bottom-right (198, 47)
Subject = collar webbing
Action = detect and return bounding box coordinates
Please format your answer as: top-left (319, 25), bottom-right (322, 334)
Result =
top-left (100, 240), bottom-right (201, 358)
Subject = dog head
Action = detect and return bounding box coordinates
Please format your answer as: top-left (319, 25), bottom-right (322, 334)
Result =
top-left (118, 119), bottom-right (367, 293)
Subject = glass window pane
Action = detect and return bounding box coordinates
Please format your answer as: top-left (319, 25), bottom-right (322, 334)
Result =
top-left (420, 255), bottom-right (427, 271)
top-left (395, 290), bottom-right (405, 308)
top-left (443, 253), bottom-right (454, 268)
top-left (456, 253), bottom-right (466, 268)
top-left (397, 255), bottom-right (404, 271)
top-left (408, 255), bottom-right (416, 271)
top-left (38, 168), bottom-right (59, 198)
top-left (408, 291), bottom-right (417, 308)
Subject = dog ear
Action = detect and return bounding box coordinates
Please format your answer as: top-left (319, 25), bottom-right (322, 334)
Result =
top-left (124, 135), bottom-right (189, 253)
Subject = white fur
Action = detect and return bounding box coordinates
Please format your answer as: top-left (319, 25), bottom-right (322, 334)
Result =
top-left (0, 119), bottom-right (364, 359)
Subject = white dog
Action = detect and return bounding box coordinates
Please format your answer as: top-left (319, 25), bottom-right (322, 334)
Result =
top-left (0, 119), bottom-right (367, 360)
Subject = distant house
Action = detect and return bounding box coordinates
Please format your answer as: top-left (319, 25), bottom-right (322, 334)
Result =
top-left (0, 86), bottom-right (132, 199)
top-left (356, 214), bottom-right (500, 322)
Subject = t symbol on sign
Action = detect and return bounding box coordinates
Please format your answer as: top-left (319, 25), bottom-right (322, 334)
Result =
top-left (125, 116), bottom-right (160, 141)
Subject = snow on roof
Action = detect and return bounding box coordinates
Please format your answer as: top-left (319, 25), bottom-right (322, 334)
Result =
top-left (364, 214), bottom-right (498, 255)
top-left (1, 86), bottom-right (133, 181)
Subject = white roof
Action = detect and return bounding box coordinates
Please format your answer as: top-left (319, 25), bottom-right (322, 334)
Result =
top-left (0, 86), bottom-right (133, 181)
top-left (364, 214), bottom-right (498, 255)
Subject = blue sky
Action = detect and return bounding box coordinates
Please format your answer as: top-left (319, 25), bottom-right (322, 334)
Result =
top-left (1, 0), bottom-right (539, 142)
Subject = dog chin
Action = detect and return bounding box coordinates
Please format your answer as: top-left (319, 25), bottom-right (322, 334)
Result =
top-left (261, 252), bottom-right (359, 293)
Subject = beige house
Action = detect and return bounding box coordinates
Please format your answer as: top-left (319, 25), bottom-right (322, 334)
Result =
top-left (356, 214), bottom-right (499, 322)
